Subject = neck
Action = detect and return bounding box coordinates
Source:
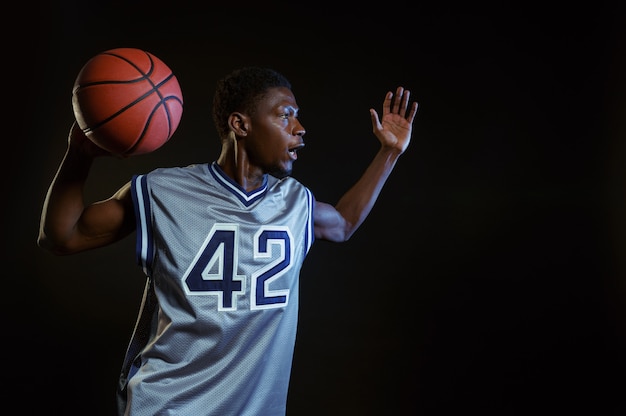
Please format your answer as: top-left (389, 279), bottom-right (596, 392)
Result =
top-left (216, 138), bottom-right (265, 192)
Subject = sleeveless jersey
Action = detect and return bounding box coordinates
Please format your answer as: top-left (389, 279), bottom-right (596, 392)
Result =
top-left (117, 162), bottom-right (315, 416)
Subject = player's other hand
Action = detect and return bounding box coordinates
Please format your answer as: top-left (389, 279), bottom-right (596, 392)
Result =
top-left (369, 86), bottom-right (419, 154)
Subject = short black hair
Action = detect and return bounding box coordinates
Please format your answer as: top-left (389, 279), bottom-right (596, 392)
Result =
top-left (212, 67), bottom-right (292, 139)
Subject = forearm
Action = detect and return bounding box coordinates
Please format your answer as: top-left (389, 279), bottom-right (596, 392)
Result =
top-left (334, 147), bottom-right (401, 239)
top-left (38, 145), bottom-right (95, 253)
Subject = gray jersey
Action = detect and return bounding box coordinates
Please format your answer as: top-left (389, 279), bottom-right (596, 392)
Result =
top-left (117, 162), bottom-right (315, 416)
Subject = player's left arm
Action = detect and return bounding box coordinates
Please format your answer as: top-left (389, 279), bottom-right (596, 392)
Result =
top-left (314, 86), bottom-right (418, 242)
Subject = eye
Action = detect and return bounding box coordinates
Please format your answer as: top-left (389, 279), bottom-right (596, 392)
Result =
top-left (279, 106), bottom-right (299, 120)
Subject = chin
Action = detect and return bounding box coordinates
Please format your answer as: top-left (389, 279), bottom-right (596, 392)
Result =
top-left (269, 165), bottom-right (292, 179)
top-left (270, 170), bottom-right (291, 179)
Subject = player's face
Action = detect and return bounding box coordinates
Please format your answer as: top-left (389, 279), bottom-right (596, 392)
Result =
top-left (245, 87), bottom-right (306, 178)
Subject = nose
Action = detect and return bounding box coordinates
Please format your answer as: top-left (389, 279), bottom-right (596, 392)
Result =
top-left (293, 119), bottom-right (305, 137)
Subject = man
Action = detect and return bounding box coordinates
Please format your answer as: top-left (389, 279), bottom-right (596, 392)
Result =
top-left (38, 66), bottom-right (418, 415)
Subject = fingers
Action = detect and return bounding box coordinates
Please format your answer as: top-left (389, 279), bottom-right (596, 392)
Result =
top-left (383, 91), bottom-right (392, 115)
top-left (369, 108), bottom-right (382, 131)
top-left (387, 86), bottom-right (416, 120)
top-left (407, 101), bottom-right (419, 124)
top-left (392, 86), bottom-right (404, 115)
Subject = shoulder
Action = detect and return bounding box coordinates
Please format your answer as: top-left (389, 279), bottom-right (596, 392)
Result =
top-left (270, 174), bottom-right (306, 189)
top-left (132, 164), bottom-right (211, 196)
top-left (147, 163), bottom-right (207, 179)
top-left (270, 175), bottom-right (313, 196)
top-left (136, 163), bottom-right (209, 185)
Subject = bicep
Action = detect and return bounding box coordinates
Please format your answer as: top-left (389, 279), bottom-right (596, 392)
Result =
top-left (76, 182), bottom-right (135, 250)
top-left (313, 200), bottom-right (348, 242)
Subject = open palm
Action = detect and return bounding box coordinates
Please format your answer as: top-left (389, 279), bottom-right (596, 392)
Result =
top-left (370, 86), bottom-right (419, 154)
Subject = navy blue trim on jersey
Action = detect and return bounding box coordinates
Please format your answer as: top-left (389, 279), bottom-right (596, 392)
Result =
top-left (131, 174), bottom-right (154, 277)
top-left (304, 188), bottom-right (314, 254)
top-left (208, 161), bottom-right (268, 207)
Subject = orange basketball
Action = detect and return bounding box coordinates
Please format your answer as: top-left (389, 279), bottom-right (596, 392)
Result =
top-left (72, 48), bottom-right (183, 156)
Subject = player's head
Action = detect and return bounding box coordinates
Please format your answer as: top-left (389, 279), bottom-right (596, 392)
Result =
top-left (212, 67), bottom-right (292, 140)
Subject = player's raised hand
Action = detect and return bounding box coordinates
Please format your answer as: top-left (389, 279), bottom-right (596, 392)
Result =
top-left (369, 86), bottom-right (418, 154)
top-left (68, 121), bottom-right (120, 158)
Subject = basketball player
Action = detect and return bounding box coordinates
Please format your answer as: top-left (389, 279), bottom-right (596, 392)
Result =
top-left (38, 67), bottom-right (418, 415)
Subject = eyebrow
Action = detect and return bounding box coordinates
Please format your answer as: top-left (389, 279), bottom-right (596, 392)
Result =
top-left (284, 105), bottom-right (299, 116)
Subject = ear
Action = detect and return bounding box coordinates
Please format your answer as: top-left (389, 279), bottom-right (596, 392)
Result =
top-left (228, 112), bottom-right (249, 137)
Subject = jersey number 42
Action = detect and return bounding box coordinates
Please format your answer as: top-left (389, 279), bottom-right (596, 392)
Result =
top-left (183, 223), bottom-right (294, 312)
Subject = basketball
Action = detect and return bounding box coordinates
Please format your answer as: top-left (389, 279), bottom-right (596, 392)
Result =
top-left (72, 48), bottom-right (184, 156)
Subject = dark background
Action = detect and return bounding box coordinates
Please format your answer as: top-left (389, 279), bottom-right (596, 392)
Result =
top-left (6, 2), bottom-right (626, 415)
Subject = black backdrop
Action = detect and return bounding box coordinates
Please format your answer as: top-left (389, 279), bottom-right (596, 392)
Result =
top-left (6, 2), bottom-right (626, 415)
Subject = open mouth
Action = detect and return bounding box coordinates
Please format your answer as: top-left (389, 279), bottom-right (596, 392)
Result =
top-left (288, 143), bottom-right (305, 157)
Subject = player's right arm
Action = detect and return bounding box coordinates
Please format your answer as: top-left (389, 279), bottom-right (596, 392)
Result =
top-left (37, 122), bottom-right (136, 255)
